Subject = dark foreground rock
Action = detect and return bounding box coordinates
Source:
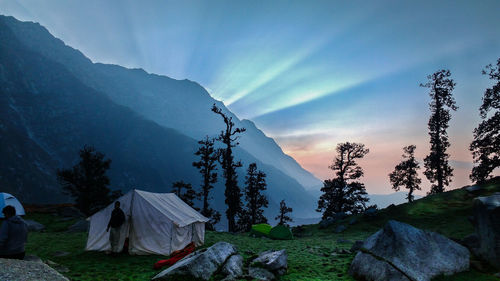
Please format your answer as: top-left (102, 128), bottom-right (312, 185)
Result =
top-left (67, 219), bottom-right (89, 233)
top-left (24, 220), bottom-right (45, 232)
top-left (0, 258), bottom-right (69, 281)
top-left (473, 192), bottom-right (500, 269)
top-left (152, 242), bottom-right (237, 281)
top-left (221, 254), bottom-right (244, 281)
top-left (349, 220), bottom-right (469, 281)
top-left (249, 249), bottom-right (288, 280)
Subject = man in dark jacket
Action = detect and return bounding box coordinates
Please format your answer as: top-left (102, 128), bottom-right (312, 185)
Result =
top-left (106, 201), bottom-right (125, 253)
top-left (0, 205), bottom-right (28, 259)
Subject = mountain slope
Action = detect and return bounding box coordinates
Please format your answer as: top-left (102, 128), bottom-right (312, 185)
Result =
top-left (0, 15), bottom-right (322, 190)
top-left (0, 16), bottom-right (318, 220)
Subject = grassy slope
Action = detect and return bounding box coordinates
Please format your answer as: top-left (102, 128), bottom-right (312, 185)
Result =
top-left (20, 178), bottom-right (500, 280)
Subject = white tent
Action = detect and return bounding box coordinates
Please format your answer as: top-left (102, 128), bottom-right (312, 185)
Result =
top-left (85, 189), bottom-right (209, 255)
top-left (0, 192), bottom-right (25, 218)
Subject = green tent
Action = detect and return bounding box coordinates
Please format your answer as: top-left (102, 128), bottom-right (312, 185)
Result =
top-left (250, 223), bottom-right (272, 237)
top-left (269, 224), bottom-right (294, 240)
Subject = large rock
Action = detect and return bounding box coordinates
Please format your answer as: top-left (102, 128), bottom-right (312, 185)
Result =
top-left (221, 254), bottom-right (244, 281)
top-left (349, 220), bottom-right (469, 281)
top-left (24, 220), bottom-right (45, 232)
top-left (251, 249), bottom-right (288, 277)
top-left (248, 267), bottom-right (275, 281)
top-left (152, 242), bottom-right (237, 281)
top-left (57, 206), bottom-right (84, 218)
top-left (67, 220), bottom-right (89, 233)
top-left (473, 192), bottom-right (500, 269)
top-left (0, 258), bottom-right (69, 281)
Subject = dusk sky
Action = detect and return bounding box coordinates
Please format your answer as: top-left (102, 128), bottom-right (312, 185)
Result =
top-left (2, 0), bottom-right (499, 194)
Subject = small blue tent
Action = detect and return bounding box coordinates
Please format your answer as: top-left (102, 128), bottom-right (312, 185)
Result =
top-left (0, 193), bottom-right (25, 218)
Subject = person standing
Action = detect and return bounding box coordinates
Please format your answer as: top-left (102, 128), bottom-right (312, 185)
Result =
top-left (106, 201), bottom-right (125, 254)
top-left (0, 205), bottom-right (28, 259)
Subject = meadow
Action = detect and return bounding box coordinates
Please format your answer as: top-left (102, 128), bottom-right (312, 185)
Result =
top-left (23, 178), bottom-right (500, 280)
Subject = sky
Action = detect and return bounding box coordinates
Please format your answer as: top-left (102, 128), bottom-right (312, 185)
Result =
top-left (1, 0), bottom-right (499, 195)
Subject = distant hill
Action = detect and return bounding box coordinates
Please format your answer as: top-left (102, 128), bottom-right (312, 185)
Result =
top-left (368, 192), bottom-right (423, 208)
top-left (0, 16), bottom-right (319, 221)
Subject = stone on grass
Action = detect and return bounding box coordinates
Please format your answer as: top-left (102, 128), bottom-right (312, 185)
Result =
top-left (0, 258), bottom-right (69, 281)
top-left (221, 254), bottom-right (243, 281)
top-left (334, 225), bottom-right (346, 233)
top-left (336, 238), bottom-right (351, 244)
top-left (67, 219), bottom-right (89, 233)
top-left (349, 220), bottom-right (469, 281)
top-left (473, 192), bottom-right (500, 269)
top-left (152, 242), bottom-right (237, 281)
top-left (465, 185), bottom-right (482, 193)
top-left (350, 240), bottom-right (364, 252)
top-left (348, 217), bottom-right (357, 225)
top-left (248, 267), bottom-right (275, 281)
top-left (57, 206), bottom-right (84, 218)
top-left (24, 220), bottom-right (45, 232)
top-left (52, 251), bottom-right (70, 257)
top-left (251, 249), bottom-right (288, 276)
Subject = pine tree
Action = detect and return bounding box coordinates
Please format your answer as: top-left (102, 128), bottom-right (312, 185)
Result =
top-left (275, 199), bottom-right (293, 226)
top-left (57, 145), bottom-right (120, 216)
top-left (172, 181), bottom-right (199, 210)
top-left (470, 59), bottom-right (500, 184)
top-left (421, 69), bottom-right (458, 194)
top-left (211, 104), bottom-right (246, 232)
top-left (317, 142), bottom-right (369, 219)
top-left (241, 163), bottom-right (269, 231)
top-left (192, 136), bottom-right (221, 229)
top-left (389, 145), bottom-right (422, 202)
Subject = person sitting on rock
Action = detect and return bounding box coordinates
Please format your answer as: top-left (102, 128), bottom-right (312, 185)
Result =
top-left (0, 205), bottom-right (28, 259)
top-left (106, 201), bottom-right (125, 254)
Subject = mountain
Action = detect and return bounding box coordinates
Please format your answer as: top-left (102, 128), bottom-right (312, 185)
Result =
top-left (0, 15), bottom-right (322, 191)
top-left (0, 16), bottom-right (319, 221)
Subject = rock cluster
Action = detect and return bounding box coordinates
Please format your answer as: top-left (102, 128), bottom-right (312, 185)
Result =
top-left (472, 192), bottom-right (500, 269)
top-left (152, 242), bottom-right (287, 281)
top-left (349, 220), bottom-right (469, 281)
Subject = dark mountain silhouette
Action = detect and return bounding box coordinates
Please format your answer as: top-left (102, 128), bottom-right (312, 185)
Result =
top-left (0, 16), bottom-right (318, 220)
top-left (0, 15), bottom-right (321, 190)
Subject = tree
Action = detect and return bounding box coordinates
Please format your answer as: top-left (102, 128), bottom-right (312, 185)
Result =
top-left (57, 145), bottom-right (120, 216)
top-left (275, 199), bottom-right (293, 226)
top-left (470, 59), bottom-right (500, 183)
top-left (192, 136), bottom-right (221, 229)
top-left (317, 142), bottom-right (370, 219)
top-left (241, 163), bottom-right (269, 231)
top-left (389, 145), bottom-right (422, 202)
top-left (172, 181), bottom-right (199, 210)
top-left (421, 69), bottom-right (458, 194)
top-left (211, 104), bottom-right (246, 232)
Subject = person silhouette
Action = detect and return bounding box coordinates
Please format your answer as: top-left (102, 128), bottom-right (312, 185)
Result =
top-left (106, 201), bottom-right (125, 254)
top-left (0, 205), bottom-right (28, 259)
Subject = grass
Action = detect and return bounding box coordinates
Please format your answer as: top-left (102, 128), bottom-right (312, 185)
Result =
top-left (12, 177), bottom-right (500, 280)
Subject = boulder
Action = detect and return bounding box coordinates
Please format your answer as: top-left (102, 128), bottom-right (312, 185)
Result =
top-left (334, 225), bottom-right (346, 233)
top-left (348, 217), bottom-right (357, 225)
top-left (152, 242), bottom-right (237, 281)
top-left (350, 240), bottom-right (364, 252)
top-left (248, 267), bottom-right (275, 281)
top-left (349, 220), bottom-right (469, 281)
top-left (458, 233), bottom-right (480, 256)
top-left (24, 220), bottom-right (45, 232)
top-left (67, 219), bottom-right (89, 233)
top-left (336, 238), bottom-right (352, 244)
top-left (0, 258), bottom-right (69, 281)
top-left (251, 249), bottom-right (288, 277)
top-left (57, 206), bottom-right (84, 218)
top-left (473, 192), bottom-right (500, 269)
top-left (221, 254), bottom-right (243, 281)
